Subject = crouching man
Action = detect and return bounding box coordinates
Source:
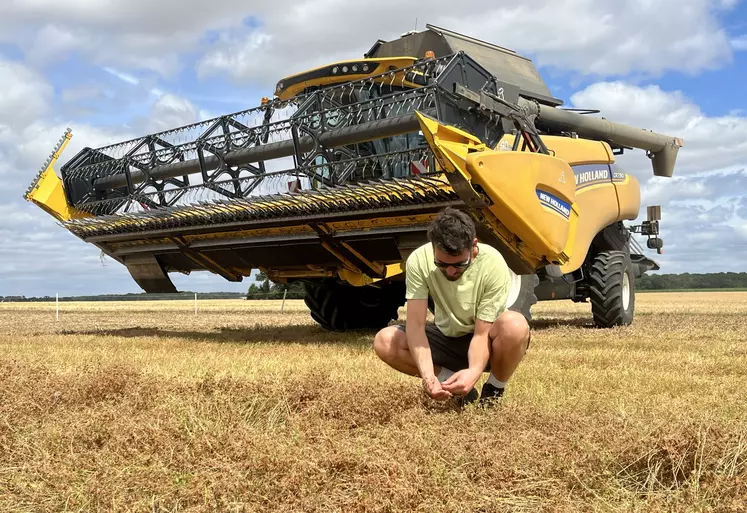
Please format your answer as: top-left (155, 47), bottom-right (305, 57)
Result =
top-left (374, 207), bottom-right (531, 406)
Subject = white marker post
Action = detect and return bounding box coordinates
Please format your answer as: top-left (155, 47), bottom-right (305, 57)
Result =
top-left (56, 293), bottom-right (59, 322)
top-left (195, 292), bottom-right (198, 315)
top-left (281, 289), bottom-right (288, 313)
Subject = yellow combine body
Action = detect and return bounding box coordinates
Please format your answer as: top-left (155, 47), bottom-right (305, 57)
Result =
top-left (24, 25), bottom-right (682, 329)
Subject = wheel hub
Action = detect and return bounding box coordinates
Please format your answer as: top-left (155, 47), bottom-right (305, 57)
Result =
top-left (622, 272), bottom-right (630, 310)
top-left (506, 269), bottom-right (523, 308)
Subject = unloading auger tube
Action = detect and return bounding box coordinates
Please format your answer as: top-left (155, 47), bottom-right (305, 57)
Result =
top-left (517, 98), bottom-right (683, 178)
top-left (23, 44), bottom-right (683, 331)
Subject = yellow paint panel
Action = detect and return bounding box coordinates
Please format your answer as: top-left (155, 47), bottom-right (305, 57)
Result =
top-left (497, 134), bottom-right (647, 273)
top-left (614, 174), bottom-right (641, 220)
top-left (109, 213), bottom-right (440, 252)
top-left (25, 167), bottom-right (92, 222)
top-left (419, 112), bottom-right (582, 268)
top-left (559, 181), bottom-right (620, 273)
top-left (276, 57), bottom-right (420, 100)
top-left (466, 151), bottom-right (576, 265)
top-left (338, 263), bottom-right (405, 287)
top-left (24, 129), bottom-right (91, 222)
top-left (497, 134), bottom-right (615, 165)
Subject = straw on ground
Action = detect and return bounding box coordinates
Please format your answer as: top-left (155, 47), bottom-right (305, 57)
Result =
top-left (0, 292), bottom-right (745, 512)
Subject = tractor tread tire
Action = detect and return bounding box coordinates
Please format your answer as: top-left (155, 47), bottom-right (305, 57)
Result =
top-left (304, 280), bottom-right (405, 332)
top-left (589, 250), bottom-right (635, 328)
top-left (508, 274), bottom-right (540, 321)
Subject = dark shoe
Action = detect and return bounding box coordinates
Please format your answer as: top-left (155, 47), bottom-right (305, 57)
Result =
top-left (478, 382), bottom-right (504, 406)
top-left (452, 387), bottom-right (479, 408)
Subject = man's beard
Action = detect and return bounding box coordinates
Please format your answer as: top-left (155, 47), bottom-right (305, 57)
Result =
top-left (441, 271), bottom-right (463, 282)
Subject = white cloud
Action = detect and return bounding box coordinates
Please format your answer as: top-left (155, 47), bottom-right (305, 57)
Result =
top-left (145, 93), bottom-right (203, 133)
top-left (0, 59), bottom-right (246, 297)
top-left (641, 169), bottom-right (747, 208)
top-left (569, 81), bottom-right (747, 177)
top-left (0, 59), bottom-right (53, 130)
top-left (0, 57), bottom-right (140, 175)
top-left (103, 66), bottom-right (139, 86)
top-left (26, 24), bottom-right (87, 63)
top-left (565, 79), bottom-right (747, 272)
top-left (0, 1), bottom-right (250, 77)
top-left (196, 30), bottom-right (274, 80)
top-left (641, 177), bottom-right (712, 206)
top-left (196, 0), bottom-right (739, 86)
top-left (739, 197), bottom-right (747, 218)
top-left (0, 0), bottom-right (740, 83)
top-left (650, 197), bottom-right (747, 268)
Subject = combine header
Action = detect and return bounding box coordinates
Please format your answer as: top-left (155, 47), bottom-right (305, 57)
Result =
top-left (25, 25), bottom-right (682, 329)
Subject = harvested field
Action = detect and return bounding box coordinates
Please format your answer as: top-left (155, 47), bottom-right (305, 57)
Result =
top-left (1, 292), bottom-right (746, 512)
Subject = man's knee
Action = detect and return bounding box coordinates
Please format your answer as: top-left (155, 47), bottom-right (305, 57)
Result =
top-left (490, 311), bottom-right (530, 350)
top-left (373, 325), bottom-right (405, 361)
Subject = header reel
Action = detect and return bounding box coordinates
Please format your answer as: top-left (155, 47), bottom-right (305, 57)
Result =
top-left (56, 52), bottom-right (511, 225)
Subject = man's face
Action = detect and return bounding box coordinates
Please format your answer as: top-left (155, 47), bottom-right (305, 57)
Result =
top-left (433, 240), bottom-right (477, 281)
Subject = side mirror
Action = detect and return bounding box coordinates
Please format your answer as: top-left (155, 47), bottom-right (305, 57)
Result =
top-left (647, 238), bottom-right (663, 250)
top-left (647, 205), bottom-right (661, 222)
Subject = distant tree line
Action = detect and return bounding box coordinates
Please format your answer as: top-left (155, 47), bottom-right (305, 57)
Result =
top-left (637, 272), bottom-right (747, 290)
top-left (245, 271), bottom-right (306, 299)
top-left (4, 272), bottom-right (746, 302)
top-left (0, 292), bottom-right (247, 302)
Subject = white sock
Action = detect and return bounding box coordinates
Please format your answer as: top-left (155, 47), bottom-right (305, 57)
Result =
top-left (486, 373), bottom-right (507, 389)
top-left (437, 367), bottom-right (455, 383)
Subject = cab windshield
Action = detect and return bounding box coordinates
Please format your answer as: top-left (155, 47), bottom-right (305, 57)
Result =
top-left (295, 83), bottom-right (430, 184)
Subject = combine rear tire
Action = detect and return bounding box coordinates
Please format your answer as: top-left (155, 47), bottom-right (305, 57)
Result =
top-left (304, 280), bottom-right (405, 331)
top-left (589, 250), bottom-right (635, 327)
top-left (506, 271), bottom-right (539, 321)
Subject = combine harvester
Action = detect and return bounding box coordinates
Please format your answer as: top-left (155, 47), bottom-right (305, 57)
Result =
top-left (24, 25), bottom-right (682, 330)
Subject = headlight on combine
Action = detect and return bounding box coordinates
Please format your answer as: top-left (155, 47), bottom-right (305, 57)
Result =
top-left (329, 62), bottom-right (378, 76)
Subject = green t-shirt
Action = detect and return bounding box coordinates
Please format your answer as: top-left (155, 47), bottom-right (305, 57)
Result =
top-left (405, 242), bottom-right (511, 337)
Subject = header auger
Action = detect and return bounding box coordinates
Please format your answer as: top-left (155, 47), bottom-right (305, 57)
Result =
top-left (25, 24), bottom-right (683, 329)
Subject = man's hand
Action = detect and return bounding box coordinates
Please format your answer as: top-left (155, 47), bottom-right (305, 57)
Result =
top-left (422, 375), bottom-right (453, 401)
top-left (441, 367), bottom-right (482, 396)
top-left (441, 319), bottom-right (492, 396)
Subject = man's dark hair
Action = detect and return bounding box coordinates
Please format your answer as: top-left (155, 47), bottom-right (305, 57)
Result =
top-left (427, 207), bottom-right (476, 255)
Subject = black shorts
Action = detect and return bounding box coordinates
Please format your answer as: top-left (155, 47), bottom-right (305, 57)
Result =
top-left (397, 324), bottom-right (486, 372)
top-left (397, 323), bottom-right (531, 372)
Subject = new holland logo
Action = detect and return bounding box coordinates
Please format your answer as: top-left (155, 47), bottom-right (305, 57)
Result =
top-left (572, 164), bottom-right (627, 190)
top-left (536, 190), bottom-right (571, 219)
top-left (575, 168), bottom-right (609, 186)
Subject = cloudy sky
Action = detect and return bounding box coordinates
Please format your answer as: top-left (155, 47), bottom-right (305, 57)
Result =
top-left (1, 0), bottom-right (746, 297)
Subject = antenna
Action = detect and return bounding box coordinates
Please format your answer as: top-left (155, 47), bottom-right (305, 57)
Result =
top-left (415, 18), bottom-right (418, 31)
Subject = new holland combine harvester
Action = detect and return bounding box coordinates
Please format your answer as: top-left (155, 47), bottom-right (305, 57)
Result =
top-left (25, 25), bottom-right (682, 330)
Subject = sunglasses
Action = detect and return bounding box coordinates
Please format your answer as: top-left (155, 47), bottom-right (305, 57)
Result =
top-left (433, 255), bottom-right (472, 270)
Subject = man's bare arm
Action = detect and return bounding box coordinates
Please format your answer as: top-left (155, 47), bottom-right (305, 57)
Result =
top-left (406, 299), bottom-right (452, 400)
top-left (441, 319), bottom-right (491, 396)
top-left (467, 319), bottom-right (492, 374)
top-left (405, 298), bottom-right (434, 379)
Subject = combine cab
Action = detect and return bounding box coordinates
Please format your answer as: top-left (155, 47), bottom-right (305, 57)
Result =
top-left (24, 25), bottom-right (682, 329)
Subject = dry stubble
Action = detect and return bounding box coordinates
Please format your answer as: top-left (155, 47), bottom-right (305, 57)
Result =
top-left (0, 292), bottom-right (745, 512)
